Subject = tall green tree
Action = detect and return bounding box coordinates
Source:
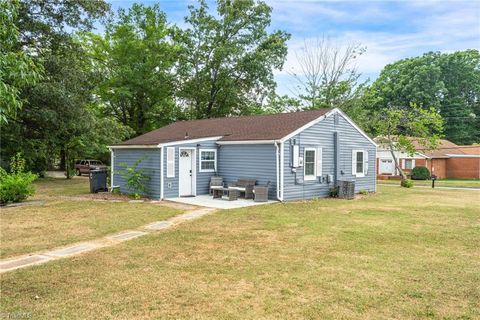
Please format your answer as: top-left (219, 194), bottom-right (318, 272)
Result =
top-left (83, 4), bottom-right (179, 135)
top-left (0, 0), bottom-right (42, 123)
top-left (1, 0), bottom-right (123, 176)
top-left (366, 50), bottom-right (480, 144)
top-left (176, 0), bottom-right (290, 119)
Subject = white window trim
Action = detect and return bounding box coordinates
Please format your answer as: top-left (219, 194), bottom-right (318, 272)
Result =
top-left (352, 150), bottom-right (366, 177)
top-left (316, 147), bottom-right (323, 177)
top-left (166, 147), bottom-right (175, 178)
top-left (304, 148), bottom-right (317, 181)
top-left (199, 149), bottom-right (217, 173)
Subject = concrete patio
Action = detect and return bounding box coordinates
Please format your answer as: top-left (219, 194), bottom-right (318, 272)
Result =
top-left (168, 194), bottom-right (277, 209)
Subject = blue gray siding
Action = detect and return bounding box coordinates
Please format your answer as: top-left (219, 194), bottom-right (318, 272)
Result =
top-left (217, 144), bottom-right (277, 199)
top-left (112, 148), bottom-right (161, 199)
top-left (162, 140), bottom-right (218, 198)
top-left (282, 113), bottom-right (376, 201)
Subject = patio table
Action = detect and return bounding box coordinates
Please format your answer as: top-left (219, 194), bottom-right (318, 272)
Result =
top-left (211, 186), bottom-right (239, 201)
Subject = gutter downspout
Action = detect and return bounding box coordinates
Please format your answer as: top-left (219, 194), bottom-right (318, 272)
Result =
top-left (160, 147), bottom-right (164, 200)
top-left (109, 148), bottom-right (114, 189)
top-left (334, 132), bottom-right (339, 185)
top-left (280, 141), bottom-right (284, 201)
top-left (275, 142), bottom-right (280, 201)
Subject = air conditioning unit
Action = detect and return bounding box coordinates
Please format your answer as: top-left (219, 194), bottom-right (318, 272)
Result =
top-left (337, 180), bottom-right (355, 199)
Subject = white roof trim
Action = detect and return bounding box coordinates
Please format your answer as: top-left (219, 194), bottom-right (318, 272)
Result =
top-left (216, 140), bottom-right (276, 145)
top-left (158, 136), bottom-right (223, 147)
top-left (108, 145), bottom-right (159, 149)
top-left (280, 108), bottom-right (377, 146)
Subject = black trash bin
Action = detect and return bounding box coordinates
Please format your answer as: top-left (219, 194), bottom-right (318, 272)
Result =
top-left (89, 169), bottom-right (108, 193)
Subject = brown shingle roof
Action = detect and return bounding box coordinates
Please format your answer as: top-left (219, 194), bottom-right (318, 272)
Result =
top-left (414, 139), bottom-right (480, 158)
top-left (116, 109), bottom-right (333, 145)
top-left (456, 145), bottom-right (480, 155)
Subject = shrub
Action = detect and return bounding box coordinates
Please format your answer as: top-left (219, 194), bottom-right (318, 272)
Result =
top-left (117, 157), bottom-right (151, 199)
top-left (401, 179), bottom-right (414, 188)
top-left (0, 168), bottom-right (38, 204)
top-left (411, 166), bottom-right (431, 180)
top-left (329, 186), bottom-right (338, 198)
top-left (359, 189), bottom-right (369, 195)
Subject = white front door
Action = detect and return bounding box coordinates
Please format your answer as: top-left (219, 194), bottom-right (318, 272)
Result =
top-left (379, 158), bottom-right (394, 175)
top-left (179, 149), bottom-right (194, 196)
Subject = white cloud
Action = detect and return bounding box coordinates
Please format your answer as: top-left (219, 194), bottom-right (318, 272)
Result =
top-left (274, 1), bottom-right (480, 95)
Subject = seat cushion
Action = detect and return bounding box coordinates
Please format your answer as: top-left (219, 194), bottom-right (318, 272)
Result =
top-left (229, 186), bottom-right (246, 191)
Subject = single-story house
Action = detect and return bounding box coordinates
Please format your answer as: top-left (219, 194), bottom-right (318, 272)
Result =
top-left (109, 108), bottom-right (377, 201)
top-left (376, 138), bottom-right (480, 179)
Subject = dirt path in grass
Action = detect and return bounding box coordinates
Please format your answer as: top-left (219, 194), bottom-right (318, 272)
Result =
top-left (0, 206), bottom-right (216, 273)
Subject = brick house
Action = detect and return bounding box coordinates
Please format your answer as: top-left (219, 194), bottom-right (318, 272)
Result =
top-left (375, 138), bottom-right (480, 179)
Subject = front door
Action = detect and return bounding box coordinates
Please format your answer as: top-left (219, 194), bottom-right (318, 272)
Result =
top-left (379, 158), bottom-right (394, 175)
top-left (179, 149), bottom-right (194, 196)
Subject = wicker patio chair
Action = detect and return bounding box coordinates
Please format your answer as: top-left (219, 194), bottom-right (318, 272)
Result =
top-left (209, 176), bottom-right (224, 195)
top-left (253, 181), bottom-right (271, 202)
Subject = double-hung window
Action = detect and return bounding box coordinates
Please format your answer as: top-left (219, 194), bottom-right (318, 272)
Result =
top-left (304, 148), bottom-right (316, 180)
top-left (199, 149), bottom-right (217, 172)
top-left (404, 159), bottom-right (414, 170)
top-left (352, 150), bottom-right (368, 177)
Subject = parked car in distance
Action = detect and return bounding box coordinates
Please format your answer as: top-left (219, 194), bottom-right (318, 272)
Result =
top-left (75, 160), bottom-right (107, 176)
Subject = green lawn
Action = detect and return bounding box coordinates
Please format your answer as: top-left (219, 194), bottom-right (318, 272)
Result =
top-left (378, 178), bottom-right (480, 189)
top-left (0, 178), bottom-right (180, 259)
top-left (1, 185), bottom-right (479, 319)
top-left (33, 177), bottom-right (92, 198)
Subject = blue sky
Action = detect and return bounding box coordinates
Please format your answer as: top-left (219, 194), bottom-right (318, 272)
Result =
top-left (107, 0), bottom-right (480, 95)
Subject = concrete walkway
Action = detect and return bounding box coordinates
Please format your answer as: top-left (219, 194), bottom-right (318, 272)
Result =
top-left (378, 183), bottom-right (480, 191)
top-left (0, 207), bottom-right (216, 273)
top-left (169, 194), bottom-right (278, 209)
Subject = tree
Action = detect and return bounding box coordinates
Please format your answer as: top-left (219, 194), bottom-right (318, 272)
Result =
top-left (176, 0), bottom-right (290, 119)
top-left (1, 0), bottom-right (119, 176)
top-left (261, 93), bottom-right (302, 114)
top-left (83, 4), bottom-right (179, 135)
top-left (373, 103), bottom-right (443, 183)
top-left (290, 36), bottom-right (366, 111)
top-left (0, 0), bottom-right (42, 123)
top-left (366, 50), bottom-right (480, 144)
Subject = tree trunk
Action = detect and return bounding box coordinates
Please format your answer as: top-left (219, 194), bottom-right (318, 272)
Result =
top-left (60, 149), bottom-right (66, 171)
top-left (387, 138), bottom-right (407, 184)
top-left (65, 148), bottom-right (72, 179)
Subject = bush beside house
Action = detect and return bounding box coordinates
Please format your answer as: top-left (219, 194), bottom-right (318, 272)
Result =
top-left (0, 153), bottom-right (38, 204)
top-left (412, 166), bottom-right (431, 180)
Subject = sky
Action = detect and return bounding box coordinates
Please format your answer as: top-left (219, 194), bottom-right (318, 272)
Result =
top-left (107, 0), bottom-right (480, 96)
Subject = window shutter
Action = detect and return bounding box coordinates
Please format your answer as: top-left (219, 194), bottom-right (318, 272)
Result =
top-left (166, 147), bottom-right (175, 177)
top-left (364, 151), bottom-right (369, 175)
top-left (352, 150), bottom-right (357, 175)
top-left (316, 148), bottom-right (322, 177)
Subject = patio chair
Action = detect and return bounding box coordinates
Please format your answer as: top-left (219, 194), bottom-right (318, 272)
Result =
top-left (253, 181), bottom-right (271, 202)
top-left (228, 178), bottom-right (256, 199)
top-left (209, 176), bottom-right (224, 195)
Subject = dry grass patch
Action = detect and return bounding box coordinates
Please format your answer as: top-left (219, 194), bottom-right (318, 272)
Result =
top-left (0, 200), bottom-right (180, 258)
top-left (1, 186), bottom-right (479, 319)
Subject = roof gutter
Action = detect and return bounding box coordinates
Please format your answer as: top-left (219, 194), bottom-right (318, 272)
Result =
top-left (108, 145), bottom-right (159, 149)
top-left (216, 140), bottom-right (276, 145)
